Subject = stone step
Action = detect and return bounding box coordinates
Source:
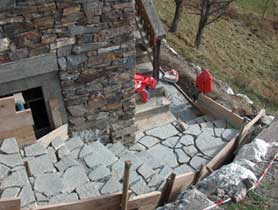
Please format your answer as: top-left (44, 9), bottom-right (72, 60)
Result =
top-left (135, 86), bottom-right (165, 102)
top-left (136, 62), bottom-right (153, 75)
top-left (135, 95), bottom-right (171, 121)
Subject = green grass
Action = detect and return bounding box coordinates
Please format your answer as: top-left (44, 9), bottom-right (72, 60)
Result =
top-left (235, 0), bottom-right (274, 16)
top-left (154, 0), bottom-right (278, 114)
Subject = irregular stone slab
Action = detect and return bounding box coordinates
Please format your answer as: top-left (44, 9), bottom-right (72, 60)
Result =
top-left (145, 123), bottom-right (179, 140)
top-left (0, 138), bottom-right (19, 154)
top-left (199, 122), bottom-right (214, 128)
top-left (76, 182), bottom-right (100, 199)
top-left (148, 174), bottom-right (164, 188)
top-left (183, 145), bottom-right (199, 157)
top-left (212, 120), bottom-right (227, 128)
top-left (176, 149), bottom-right (190, 164)
top-left (162, 136), bottom-right (179, 149)
top-left (174, 165), bottom-right (194, 175)
top-left (71, 147), bottom-right (81, 159)
top-left (24, 143), bottom-right (46, 157)
top-left (159, 165), bottom-right (172, 180)
top-left (55, 156), bottom-right (80, 172)
top-left (89, 165), bottom-right (111, 181)
top-left (62, 166), bottom-right (89, 193)
top-left (0, 153), bottom-right (23, 168)
top-left (49, 193), bottom-right (79, 204)
top-left (1, 187), bottom-right (20, 198)
top-left (100, 177), bottom-right (122, 195)
top-left (129, 170), bottom-right (141, 185)
top-left (51, 138), bottom-right (65, 150)
top-left (137, 164), bottom-right (155, 180)
top-left (176, 135), bottom-right (195, 148)
top-left (184, 124), bottom-right (202, 136)
top-left (65, 136), bottom-right (84, 151)
top-left (34, 174), bottom-right (63, 197)
top-left (195, 133), bottom-right (226, 157)
top-left (79, 144), bottom-right (93, 158)
top-left (129, 143), bottom-right (145, 152)
top-left (108, 142), bottom-right (126, 156)
top-left (19, 184), bottom-right (36, 208)
top-left (0, 163), bottom-right (10, 180)
top-left (35, 192), bottom-right (48, 202)
top-left (84, 142), bottom-right (117, 168)
top-left (130, 177), bottom-right (151, 195)
top-left (136, 150), bottom-right (163, 170)
top-left (139, 136), bottom-right (160, 148)
top-left (47, 147), bottom-right (57, 163)
top-left (201, 128), bottom-right (215, 136)
top-left (0, 169), bottom-right (29, 189)
top-left (222, 129), bottom-right (238, 141)
top-left (135, 132), bottom-right (145, 142)
top-left (28, 154), bottom-right (55, 177)
top-left (57, 145), bottom-right (71, 159)
top-left (190, 155), bottom-right (209, 170)
top-left (148, 144), bottom-right (178, 168)
top-left (214, 128), bottom-right (225, 138)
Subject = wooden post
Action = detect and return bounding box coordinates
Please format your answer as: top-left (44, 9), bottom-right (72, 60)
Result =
top-left (153, 38), bottom-right (161, 80)
top-left (121, 160), bottom-right (132, 210)
top-left (159, 173), bottom-right (176, 205)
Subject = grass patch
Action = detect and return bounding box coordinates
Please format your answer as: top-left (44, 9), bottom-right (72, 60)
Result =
top-left (154, 0), bottom-right (278, 114)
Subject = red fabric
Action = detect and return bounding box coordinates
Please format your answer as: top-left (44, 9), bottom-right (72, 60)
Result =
top-left (196, 69), bottom-right (213, 94)
top-left (135, 73), bottom-right (157, 102)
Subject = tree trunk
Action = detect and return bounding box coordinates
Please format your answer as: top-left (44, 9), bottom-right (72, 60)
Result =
top-left (169, 0), bottom-right (183, 32)
top-left (194, 17), bottom-right (206, 48)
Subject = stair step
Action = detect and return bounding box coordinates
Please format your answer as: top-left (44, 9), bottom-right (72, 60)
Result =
top-left (136, 111), bottom-right (176, 134)
top-left (135, 86), bottom-right (165, 102)
top-left (135, 96), bottom-right (171, 120)
top-left (136, 62), bottom-right (153, 75)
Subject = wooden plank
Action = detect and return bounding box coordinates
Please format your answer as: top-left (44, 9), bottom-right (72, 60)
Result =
top-left (0, 109), bottom-right (34, 132)
top-left (0, 126), bottom-right (36, 145)
top-left (195, 94), bottom-right (244, 128)
top-left (167, 172), bottom-right (196, 202)
top-left (35, 193), bottom-right (122, 210)
top-left (0, 96), bottom-right (16, 116)
top-left (128, 191), bottom-right (161, 210)
top-left (37, 124), bottom-right (68, 148)
top-left (0, 198), bottom-right (20, 210)
top-left (48, 98), bottom-right (63, 128)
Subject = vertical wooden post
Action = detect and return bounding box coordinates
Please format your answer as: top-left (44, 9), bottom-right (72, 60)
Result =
top-left (159, 173), bottom-right (176, 205)
top-left (153, 38), bottom-right (161, 80)
top-left (121, 160), bottom-right (132, 210)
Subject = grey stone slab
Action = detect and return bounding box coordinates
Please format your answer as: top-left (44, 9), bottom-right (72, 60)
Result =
top-left (130, 170), bottom-right (142, 186)
top-left (135, 132), bottom-right (145, 143)
top-left (1, 169), bottom-right (29, 189)
top-left (195, 133), bottom-right (226, 157)
top-left (0, 153), bottom-right (23, 168)
top-left (65, 136), bottom-right (84, 151)
top-left (162, 136), bottom-right (179, 149)
top-left (184, 124), bottom-right (202, 136)
top-left (201, 128), bottom-right (215, 136)
top-left (84, 142), bottom-right (117, 168)
top-left (176, 149), bottom-right (190, 164)
top-left (145, 123), bottom-right (179, 140)
top-left (139, 136), bottom-right (160, 148)
top-left (47, 147), bottom-right (57, 163)
top-left (28, 154), bottom-right (56, 177)
top-left (212, 120), bottom-right (227, 128)
top-left (183, 145), bottom-right (199, 157)
top-left (214, 128), bottom-right (225, 138)
top-left (19, 184), bottom-right (36, 208)
top-left (174, 165), bottom-right (194, 175)
top-left (222, 129), bottom-right (238, 141)
top-left (62, 166), bottom-right (89, 193)
top-left (0, 163), bottom-right (10, 180)
top-left (199, 122), bottom-right (214, 128)
top-left (76, 182), bottom-right (100, 200)
top-left (0, 138), bottom-right (19, 154)
top-left (148, 144), bottom-right (178, 168)
top-left (51, 138), bottom-right (65, 150)
top-left (100, 177), bottom-right (122, 195)
top-left (1, 187), bottom-right (20, 198)
top-left (190, 155), bottom-right (209, 170)
top-left (24, 142), bottom-right (47, 157)
top-left (129, 143), bottom-right (145, 152)
top-left (71, 147), bottom-right (82, 159)
top-left (57, 145), bottom-right (71, 159)
top-left (88, 165), bottom-right (111, 181)
top-left (49, 193), bottom-right (79, 205)
top-left (55, 156), bottom-right (80, 172)
top-left (148, 174), bottom-right (164, 188)
top-left (136, 150), bottom-right (163, 170)
top-left (130, 177), bottom-right (151, 195)
top-left (108, 142), bottom-right (126, 156)
top-left (35, 192), bottom-right (48, 202)
top-left (176, 135), bottom-right (195, 148)
top-left (159, 165), bottom-right (172, 180)
top-left (137, 164), bottom-right (155, 180)
top-left (79, 144), bottom-right (93, 158)
top-left (34, 174), bottom-right (63, 197)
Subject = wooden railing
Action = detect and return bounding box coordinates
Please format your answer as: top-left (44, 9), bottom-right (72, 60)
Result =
top-left (135, 0), bottom-right (166, 80)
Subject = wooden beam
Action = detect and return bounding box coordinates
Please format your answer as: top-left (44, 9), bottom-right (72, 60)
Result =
top-left (0, 126), bottom-right (36, 145)
top-left (195, 94), bottom-right (244, 129)
top-left (0, 96), bottom-right (16, 116)
top-left (48, 98), bottom-right (63, 128)
top-left (0, 198), bottom-right (20, 210)
top-left (0, 109), bottom-right (34, 132)
top-left (37, 124), bottom-right (68, 148)
top-left (128, 191), bottom-right (161, 210)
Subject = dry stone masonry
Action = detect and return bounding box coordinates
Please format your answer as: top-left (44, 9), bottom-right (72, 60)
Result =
top-left (0, 0), bottom-right (136, 145)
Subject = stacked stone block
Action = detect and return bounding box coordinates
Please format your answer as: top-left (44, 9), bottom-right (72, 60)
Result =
top-left (0, 0), bottom-right (136, 145)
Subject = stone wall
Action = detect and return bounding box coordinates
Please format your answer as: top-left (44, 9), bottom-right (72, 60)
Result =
top-left (0, 0), bottom-right (136, 145)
